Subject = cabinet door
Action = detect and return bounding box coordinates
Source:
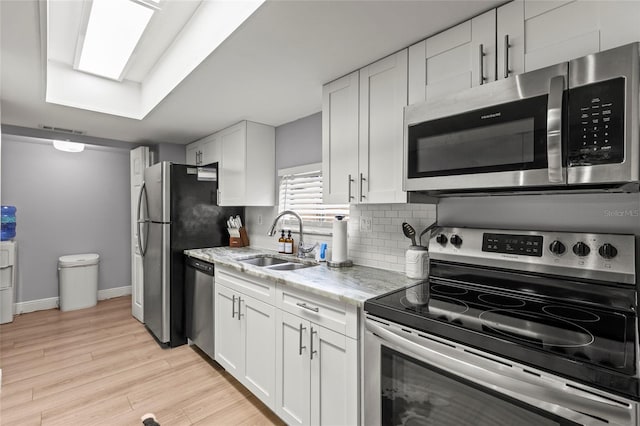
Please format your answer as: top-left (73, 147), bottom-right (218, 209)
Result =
top-left (200, 135), bottom-right (220, 166)
top-left (214, 283), bottom-right (243, 377)
top-left (310, 324), bottom-right (358, 426)
top-left (497, 0), bottom-right (525, 80)
top-left (185, 142), bottom-right (200, 166)
top-left (275, 310), bottom-right (311, 426)
top-left (130, 146), bottom-right (149, 323)
top-left (359, 50), bottom-right (408, 204)
top-left (408, 10), bottom-right (495, 104)
top-left (240, 294), bottom-right (276, 408)
top-left (322, 71), bottom-right (359, 204)
top-left (219, 122), bottom-right (247, 206)
top-left (523, 0), bottom-right (599, 71)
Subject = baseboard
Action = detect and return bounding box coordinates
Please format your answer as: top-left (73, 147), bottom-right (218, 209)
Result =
top-left (14, 297), bottom-right (59, 314)
top-left (98, 286), bottom-right (132, 300)
top-left (14, 286), bottom-right (132, 315)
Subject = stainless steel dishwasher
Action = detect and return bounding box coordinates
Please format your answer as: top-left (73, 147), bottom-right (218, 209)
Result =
top-left (184, 256), bottom-right (215, 360)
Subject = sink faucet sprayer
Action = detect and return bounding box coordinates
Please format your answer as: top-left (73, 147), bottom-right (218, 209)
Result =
top-left (267, 210), bottom-right (318, 258)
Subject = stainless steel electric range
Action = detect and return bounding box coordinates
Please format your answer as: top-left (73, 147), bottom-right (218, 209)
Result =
top-left (364, 227), bottom-right (638, 426)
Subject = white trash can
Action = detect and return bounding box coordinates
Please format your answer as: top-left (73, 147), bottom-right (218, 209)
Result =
top-left (58, 253), bottom-right (99, 311)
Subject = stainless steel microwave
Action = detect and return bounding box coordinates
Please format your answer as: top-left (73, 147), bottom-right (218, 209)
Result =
top-left (404, 42), bottom-right (640, 195)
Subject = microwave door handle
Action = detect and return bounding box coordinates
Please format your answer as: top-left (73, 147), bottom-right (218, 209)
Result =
top-left (547, 75), bottom-right (565, 183)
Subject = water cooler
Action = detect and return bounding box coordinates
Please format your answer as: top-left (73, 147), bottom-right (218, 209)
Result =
top-left (0, 241), bottom-right (17, 324)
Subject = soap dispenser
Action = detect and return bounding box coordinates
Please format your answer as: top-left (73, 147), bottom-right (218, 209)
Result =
top-left (278, 230), bottom-right (286, 253)
top-left (285, 230), bottom-right (294, 254)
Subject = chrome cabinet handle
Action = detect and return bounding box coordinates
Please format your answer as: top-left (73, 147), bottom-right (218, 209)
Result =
top-left (504, 34), bottom-right (511, 79)
top-left (310, 327), bottom-right (318, 360)
top-left (231, 295), bottom-right (236, 318)
top-left (359, 173), bottom-right (366, 202)
top-left (347, 174), bottom-right (355, 201)
top-left (296, 302), bottom-right (319, 313)
top-left (547, 75), bottom-right (565, 183)
top-left (237, 297), bottom-right (243, 321)
top-left (299, 323), bottom-right (307, 355)
top-left (478, 44), bottom-right (486, 85)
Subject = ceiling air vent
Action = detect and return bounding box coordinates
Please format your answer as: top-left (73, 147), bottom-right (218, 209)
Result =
top-left (39, 124), bottom-right (86, 136)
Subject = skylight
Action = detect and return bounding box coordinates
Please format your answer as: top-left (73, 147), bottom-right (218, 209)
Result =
top-left (76, 0), bottom-right (156, 80)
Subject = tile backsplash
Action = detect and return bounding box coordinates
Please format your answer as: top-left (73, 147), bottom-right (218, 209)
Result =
top-left (347, 204), bottom-right (437, 272)
top-left (246, 203), bottom-right (437, 273)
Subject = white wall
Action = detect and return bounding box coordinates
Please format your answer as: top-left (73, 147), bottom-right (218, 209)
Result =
top-left (1, 134), bottom-right (131, 303)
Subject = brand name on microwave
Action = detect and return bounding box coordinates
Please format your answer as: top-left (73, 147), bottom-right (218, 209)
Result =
top-left (480, 112), bottom-right (502, 120)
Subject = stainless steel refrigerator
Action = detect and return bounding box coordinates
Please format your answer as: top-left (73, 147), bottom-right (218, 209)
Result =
top-left (137, 162), bottom-right (243, 347)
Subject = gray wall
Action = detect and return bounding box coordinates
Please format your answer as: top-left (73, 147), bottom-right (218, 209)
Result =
top-left (275, 112), bottom-right (322, 170)
top-left (153, 142), bottom-right (186, 164)
top-left (247, 112), bottom-right (323, 249)
top-left (1, 134), bottom-right (131, 302)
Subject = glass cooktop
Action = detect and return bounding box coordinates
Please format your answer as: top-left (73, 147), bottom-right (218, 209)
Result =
top-left (365, 262), bottom-right (638, 398)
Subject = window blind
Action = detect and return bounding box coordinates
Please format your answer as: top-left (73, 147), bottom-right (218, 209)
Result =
top-left (278, 169), bottom-right (349, 231)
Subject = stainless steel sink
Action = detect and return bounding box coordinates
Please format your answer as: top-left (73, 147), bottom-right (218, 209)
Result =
top-left (266, 262), bottom-right (317, 271)
top-left (240, 256), bottom-right (289, 267)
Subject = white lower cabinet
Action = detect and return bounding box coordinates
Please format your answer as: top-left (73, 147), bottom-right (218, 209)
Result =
top-left (215, 267), bottom-right (359, 425)
top-left (276, 310), bottom-right (358, 426)
top-left (276, 310), bottom-right (312, 425)
top-left (214, 283), bottom-right (243, 377)
top-left (214, 280), bottom-right (277, 408)
top-left (309, 322), bottom-right (358, 426)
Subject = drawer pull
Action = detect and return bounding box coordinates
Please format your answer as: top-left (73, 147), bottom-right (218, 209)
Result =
top-left (296, 302), bottom-right (319, 313)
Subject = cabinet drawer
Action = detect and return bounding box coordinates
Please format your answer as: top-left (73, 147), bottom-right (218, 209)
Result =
top-left (216, 267), bottom-right (276, 305)
top-left (276, 285), bottom-right (358, 339)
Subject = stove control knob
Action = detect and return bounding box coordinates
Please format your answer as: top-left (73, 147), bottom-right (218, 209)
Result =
top-left (450, 234), bottom-right (462, 247)
top-left (549, 240), bottom-right (566, 255)
top-left (572, 242), bottom-right (591, 257)
top-left (598, 243), bottom-right (618, 259)
top-left (436, 234), bottom-right (448, 245)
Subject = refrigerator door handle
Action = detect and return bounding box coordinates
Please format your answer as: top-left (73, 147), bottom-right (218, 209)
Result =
top-left (136, 181), bottom-right (149, 257)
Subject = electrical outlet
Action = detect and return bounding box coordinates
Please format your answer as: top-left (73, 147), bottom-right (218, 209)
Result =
top-left (360, 216), bottom-right (372, 233)
top-left (257, 215), bottom-right (263, 225)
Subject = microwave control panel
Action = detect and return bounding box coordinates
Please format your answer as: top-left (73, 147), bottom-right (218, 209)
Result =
top-left (568, 77), bottom-right (625, 166)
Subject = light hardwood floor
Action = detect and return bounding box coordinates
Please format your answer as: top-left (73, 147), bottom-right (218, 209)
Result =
top-left (0, 296), bottom-right (285, 426)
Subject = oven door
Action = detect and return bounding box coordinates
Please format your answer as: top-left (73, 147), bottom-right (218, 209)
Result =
top-left (364, 317), bottom-right (637, 426)
top-left (404, 63), bottom-right (568, 193)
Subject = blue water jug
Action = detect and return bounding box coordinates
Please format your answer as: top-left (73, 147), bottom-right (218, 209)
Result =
top-left (1, 206), bottom-right (17, 240)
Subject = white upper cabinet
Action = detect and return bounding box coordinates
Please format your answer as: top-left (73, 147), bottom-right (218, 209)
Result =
top-left (322, 71), bottom-right (359, 205)
top-left (359, 50), bottom-right (408, 204)
top-left (185, 133), bottom-right (219, 166)
top-left (522, 0), bottom-right (640, 72)
top-left (186, 121), bottom-right (275, 206)
top-left (409, 0), bottom-right (640, 100)
top-left (408, 9), bottom-right (496, 104)
top-left (218, 121), bottom-right (275, 207)
top-left (323, 51), bottom-right (408, 205)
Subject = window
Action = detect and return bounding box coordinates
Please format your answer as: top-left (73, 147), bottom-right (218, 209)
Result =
top-left (278, 163), bottom-right (349, 234)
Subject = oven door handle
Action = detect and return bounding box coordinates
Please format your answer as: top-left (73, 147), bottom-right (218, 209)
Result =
top-left (546, 75), bottom-right (565, 184)
top-left (367, 321), bottom-right (633, 425)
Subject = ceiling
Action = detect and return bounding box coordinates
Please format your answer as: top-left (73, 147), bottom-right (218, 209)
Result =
top-left (1, 0), bottom-right (503, 145)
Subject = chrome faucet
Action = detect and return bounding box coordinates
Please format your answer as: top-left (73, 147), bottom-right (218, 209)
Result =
top-left (267, 210), bottom-right (318, 258)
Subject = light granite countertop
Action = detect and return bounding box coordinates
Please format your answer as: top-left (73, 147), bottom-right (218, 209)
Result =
top-left (184, 247), bottom-right (419, 306)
